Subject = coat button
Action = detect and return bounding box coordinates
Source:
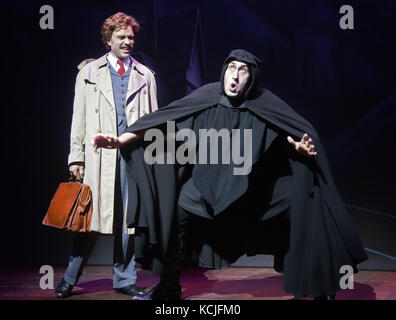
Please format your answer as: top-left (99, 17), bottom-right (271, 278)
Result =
top-left (94, 87), bottom-right (97, 92)
top-left (95, 108), bottom-right (98, 113)
top-left (143, 110), bottom-right (148, 115)
top-left (96, 129), bottom-right (101, 133)
top-left (143, 89), bottom-right (147, 94)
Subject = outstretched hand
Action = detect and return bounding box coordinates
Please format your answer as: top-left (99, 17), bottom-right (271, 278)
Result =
top-left (287, 133), bottom-right (317, 157)
top-left (93, 134), bottom-right (121, 152)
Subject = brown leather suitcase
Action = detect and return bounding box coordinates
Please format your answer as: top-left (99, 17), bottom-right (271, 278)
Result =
top-left (42, 181), bottom-right (92, 232)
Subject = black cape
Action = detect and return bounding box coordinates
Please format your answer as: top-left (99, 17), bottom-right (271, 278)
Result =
top-left (120, 83), bottom-right (367, 298)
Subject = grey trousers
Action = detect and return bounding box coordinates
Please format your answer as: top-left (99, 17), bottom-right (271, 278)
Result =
top-left (64, 155), bottom-right (137, 288)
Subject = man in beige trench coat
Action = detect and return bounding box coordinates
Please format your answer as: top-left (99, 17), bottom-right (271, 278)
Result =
top-left (55, 12), bottom-right (158, 298)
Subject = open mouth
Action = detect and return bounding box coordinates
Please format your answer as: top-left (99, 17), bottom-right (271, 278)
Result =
top-left (229, 83), bottom-right (237, 92)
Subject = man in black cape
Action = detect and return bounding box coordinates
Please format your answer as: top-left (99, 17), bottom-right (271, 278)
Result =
top-left (94, 49), bottom-right (367, 299)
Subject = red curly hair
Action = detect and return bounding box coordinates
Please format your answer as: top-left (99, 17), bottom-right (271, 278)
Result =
top-left (101, 12), bottom-right (140, 49)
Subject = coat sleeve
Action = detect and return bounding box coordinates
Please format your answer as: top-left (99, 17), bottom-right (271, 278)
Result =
top-left (68, 69), bottom-right (87, 166)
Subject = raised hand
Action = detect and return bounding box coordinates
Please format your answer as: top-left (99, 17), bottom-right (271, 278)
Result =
top-left (93, 133), bottom-right (121, 152)
top-left (287, 133), bottom-right (317, 157)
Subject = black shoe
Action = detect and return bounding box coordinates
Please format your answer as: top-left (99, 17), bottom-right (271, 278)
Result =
top-left (133, 285), bottom-right (182, 300)
top-left (115, 284), bottom-right (147, 297)
top-left (55, 278), bottom-right (74, 298)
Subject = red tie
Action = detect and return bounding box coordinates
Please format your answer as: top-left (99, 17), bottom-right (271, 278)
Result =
top-left (117, 59), bottom-right (125, 76)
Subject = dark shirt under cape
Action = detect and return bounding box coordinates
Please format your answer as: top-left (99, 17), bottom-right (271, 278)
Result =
top-left (120, 82), bottom-right (367, 298)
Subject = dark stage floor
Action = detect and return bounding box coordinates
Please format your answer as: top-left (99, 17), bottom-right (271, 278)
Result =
top-left (0, 266), bottom-right (395, 300)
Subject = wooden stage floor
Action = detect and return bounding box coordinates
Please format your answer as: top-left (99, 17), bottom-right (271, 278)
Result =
top-left (0, 266), bottom-right (395, 300)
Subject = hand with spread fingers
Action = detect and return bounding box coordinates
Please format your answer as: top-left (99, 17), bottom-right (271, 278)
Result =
top-left (93, 131), bottom-right (143, 152)
top-left (93, 133), bottom-right (121, 151)
top-left (287, 133), bottom-right (317, 157)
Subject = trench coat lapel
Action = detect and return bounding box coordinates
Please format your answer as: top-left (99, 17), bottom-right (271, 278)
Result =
top-left (95, 55), bottom-right (115, 109)
top-left (126, 59), bottom-right (146, 104)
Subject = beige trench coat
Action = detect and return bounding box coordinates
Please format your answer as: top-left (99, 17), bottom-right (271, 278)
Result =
top-left (68, 54), bottom-right (158, 234)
